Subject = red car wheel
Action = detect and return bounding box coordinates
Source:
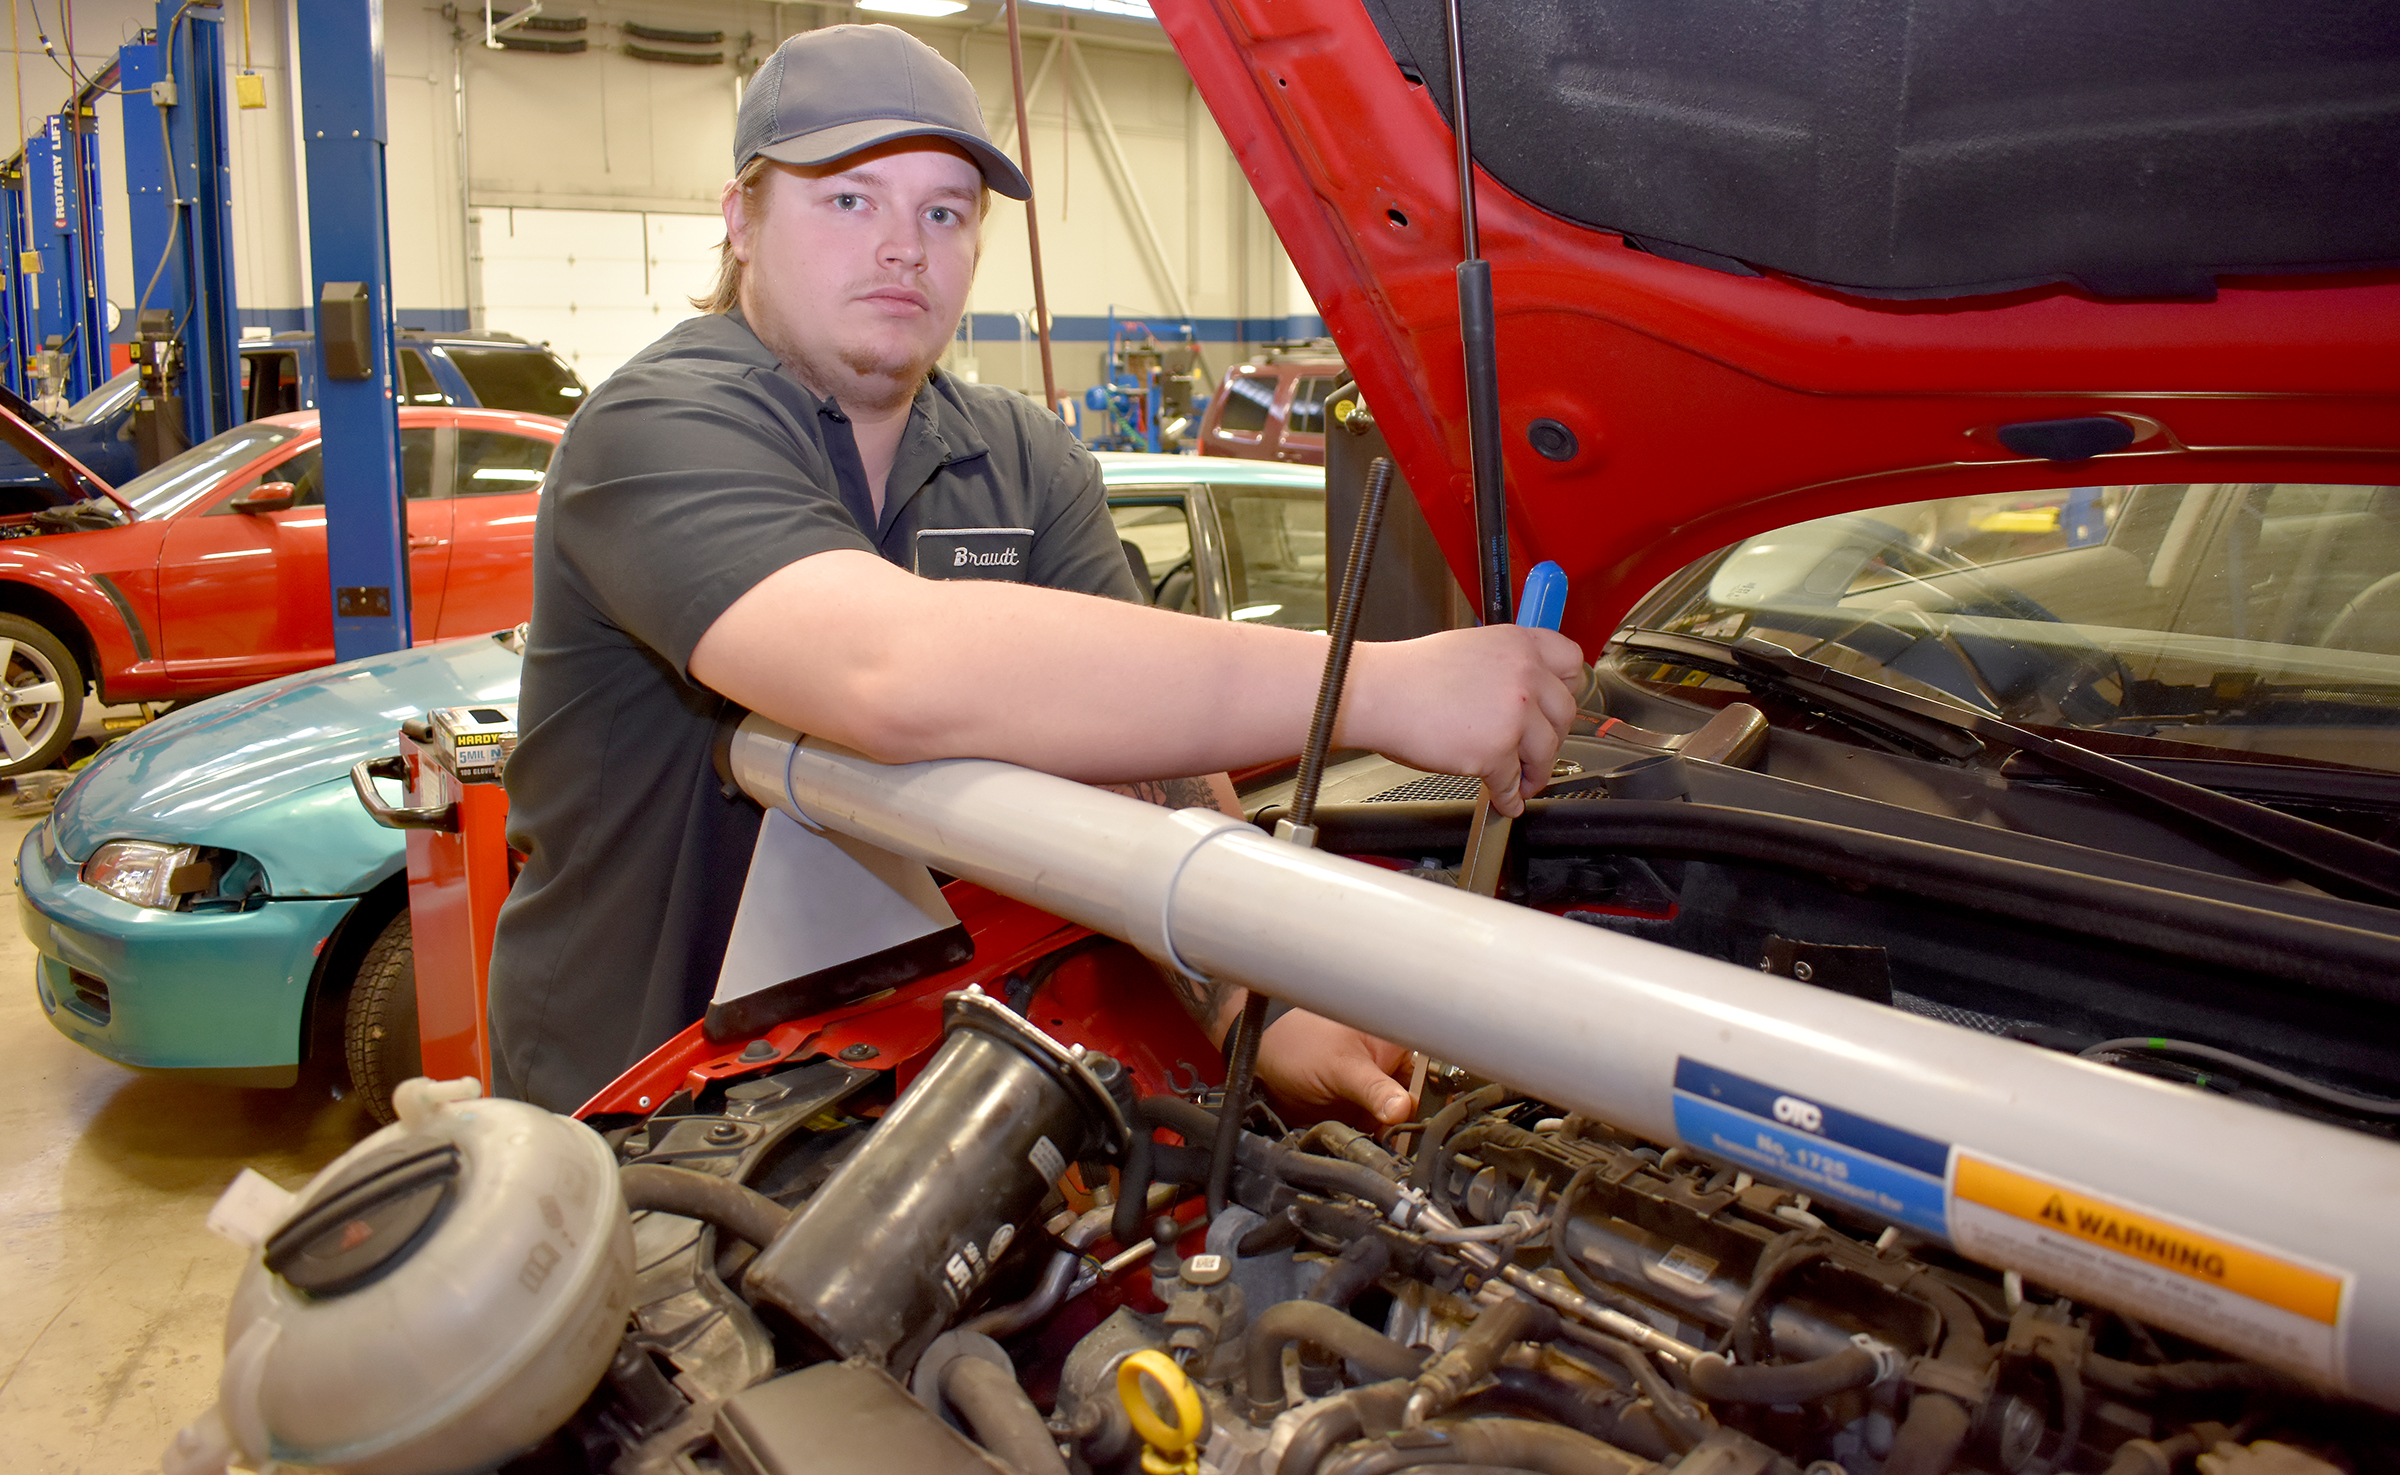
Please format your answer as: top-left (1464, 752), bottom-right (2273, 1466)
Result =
top-left (0, 614), bottom-right (82, 777)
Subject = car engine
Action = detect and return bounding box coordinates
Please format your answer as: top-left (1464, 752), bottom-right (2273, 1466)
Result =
top-left (174, 944), bottom-right (2396, 1475)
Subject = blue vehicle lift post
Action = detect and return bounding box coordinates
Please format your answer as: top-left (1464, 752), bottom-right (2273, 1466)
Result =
top-left (298, 0), bottom-right (411, 660)
top-left (23, 105), bottom-right (109, 406)
top-left (121, 2), bottom-right (241, 454)
top-left (0, 164), bottom-right (29, 398)
top-left (24, 123), bottom-right (63, 403)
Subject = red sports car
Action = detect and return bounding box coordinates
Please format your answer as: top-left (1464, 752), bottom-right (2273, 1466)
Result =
top-left (0, 405), bottom-right (562, 774)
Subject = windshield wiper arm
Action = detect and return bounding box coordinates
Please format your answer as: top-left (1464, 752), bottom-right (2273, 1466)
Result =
top-left (1615, 628), bottom-right (2400, 909)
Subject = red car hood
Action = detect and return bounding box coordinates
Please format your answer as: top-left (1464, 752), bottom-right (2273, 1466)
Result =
top-left (1159, 0), bottom-right (2400, 648)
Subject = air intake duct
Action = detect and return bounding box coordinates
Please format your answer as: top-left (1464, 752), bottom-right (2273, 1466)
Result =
top-left (743, 988), bottom-right (1129, 1369)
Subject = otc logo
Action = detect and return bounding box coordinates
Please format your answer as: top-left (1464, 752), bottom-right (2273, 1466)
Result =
top-left (1771, 1094), bottom-right (1824, 1133)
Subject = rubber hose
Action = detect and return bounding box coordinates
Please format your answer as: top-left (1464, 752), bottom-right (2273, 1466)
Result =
top-left (1687, 1346), bottom-right (1879, 1405)
top-left (1881, 1270), bottom-right (1993, 1475)
top-left (1246, 1299), bottom-right (1428, 1420)
top-left (1113, 1115), bottom-right (1154, 1250)
top-left (1299, 1120), bottom-right (1408, 1178)
top-left (1881, 1391), bottom-right (1972, 1475)
top-left (1723, 1231), bottom-right (1828, 1362)
top-left (1322, 1417), bottom-right (1666, 1475)
top-left (1549, 1164), bottom-right (1616, 1308)
top-left (1277, 1381), bottom-right (1411, 1475)
top-left (1561, 1330), bottom-right (1708, 1453)
top-left (1144, 1095), bottom-right (1405, 1215)
top-left (1151, 1141), bottom-right (1216, 1185)
top-left (618, 1164), bottom-right (790, 1248)
top-left (1460, 1369), bottom-right (1679, 1463)
top-left (1211, 992), bottom-right (1271, 1221)
top-left (1410, 1083), bottom-right (1510, 1199)
top-left (1240, 1212), bottom-right (1308, 1258)
top-left (963, 1248), bottom-right (1078, 1339)
top-left (1412, 1295), bottom-right (1554, 1418)
top-left (1310, 1235), bottom-right (1393, 1308)
top-left (942, 1354), bottom-right (1072, 1475)
top-left (1279, 1145), bottom-right (1409, 1212)
top-left (1115, 1096), bottom-right (1233, 1250)
top-left (1906, 1273), bottom-right (1997, 1377)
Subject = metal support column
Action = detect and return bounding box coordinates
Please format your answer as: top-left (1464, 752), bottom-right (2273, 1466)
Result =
top-left (25, 123), bottom-right (65, 404)
top-left (0, 164), bottom-right (29, 398)
top-left (298, 0), bottom-right (410, 659)
top-left (68, 99), bottom-right (104, 392)
top-left (26, 111), bottom-right (106, 404)
top-left (150, 1), bottom-right (241, 443)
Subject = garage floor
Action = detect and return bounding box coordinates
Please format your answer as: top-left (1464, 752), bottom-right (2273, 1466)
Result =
top-left (0, 810), bottom-right (376, 1472)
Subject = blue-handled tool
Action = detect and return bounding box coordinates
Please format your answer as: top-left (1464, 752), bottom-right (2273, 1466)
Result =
top-left (1514, 560), bottom-right (1567, 631)
top-left (1458, 562), bottom-right (1567, 897)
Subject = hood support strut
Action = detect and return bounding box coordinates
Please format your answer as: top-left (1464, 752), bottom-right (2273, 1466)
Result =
top-left (1445, 0), bottom-right (1510, 629)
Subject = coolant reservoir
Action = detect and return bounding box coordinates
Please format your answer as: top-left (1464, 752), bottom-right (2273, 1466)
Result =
top-left (166, 1078), bottom-right (635, 1475)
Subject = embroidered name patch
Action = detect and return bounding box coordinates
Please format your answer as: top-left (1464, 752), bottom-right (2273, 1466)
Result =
top-left (915, 527), bottom-right (1035, 581)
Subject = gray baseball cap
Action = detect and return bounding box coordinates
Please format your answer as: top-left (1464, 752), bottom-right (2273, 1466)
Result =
top-left (736, 25), bottom-right (1031, 201)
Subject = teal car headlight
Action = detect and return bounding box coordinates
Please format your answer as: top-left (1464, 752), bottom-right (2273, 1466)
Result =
top-left (81, 840), bottom-right (264, 911)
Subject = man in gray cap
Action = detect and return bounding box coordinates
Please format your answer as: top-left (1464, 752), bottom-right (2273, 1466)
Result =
top-left (489, 24), bottom-right (1581, 1118)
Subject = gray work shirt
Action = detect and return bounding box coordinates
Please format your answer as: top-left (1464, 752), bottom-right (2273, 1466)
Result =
top-left (490, 307), bottom-right (1138, 1112)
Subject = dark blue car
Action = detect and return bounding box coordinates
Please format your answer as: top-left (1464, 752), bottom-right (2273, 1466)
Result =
top-left (0, 329), bottom-right (583, 513)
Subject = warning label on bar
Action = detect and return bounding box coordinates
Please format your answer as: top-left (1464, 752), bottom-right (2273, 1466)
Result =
top-left (1949, 1154), bottom-right (2350, 1381)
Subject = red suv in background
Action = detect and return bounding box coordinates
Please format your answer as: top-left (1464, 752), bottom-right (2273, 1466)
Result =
top-left (1196, 342), bottom-right (1345, 465)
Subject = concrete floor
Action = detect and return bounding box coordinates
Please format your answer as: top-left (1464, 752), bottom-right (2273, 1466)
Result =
top-left (0, 809), bottom-right (378, 1472)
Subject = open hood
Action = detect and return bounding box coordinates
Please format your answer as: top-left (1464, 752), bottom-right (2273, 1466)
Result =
top-left (1158, 0), bottom-right (2400, 646)
top-left (0, 378), bottom-right (122, 513)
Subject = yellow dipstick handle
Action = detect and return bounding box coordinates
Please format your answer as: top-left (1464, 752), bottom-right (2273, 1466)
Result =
top-left (1117, 1349), bottom-right (1205, 1475)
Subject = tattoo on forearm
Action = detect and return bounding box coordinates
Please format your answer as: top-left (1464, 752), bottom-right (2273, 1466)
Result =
top-left (1161, 964), bottom-right (1233, 1035)
top-left (1105, 776), bottom-right (1219, 810)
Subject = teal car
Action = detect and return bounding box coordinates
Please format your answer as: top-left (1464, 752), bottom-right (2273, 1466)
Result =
top-left (16, 453), bottom-right (1328, 1110)
top-left (19, 628), bottom-right (527, 1088)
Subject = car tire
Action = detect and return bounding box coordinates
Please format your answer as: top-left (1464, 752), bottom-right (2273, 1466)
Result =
top-left (344, 909), bottom-right (421, 1126)
top-left (0, 614), bottom-right (83, 777)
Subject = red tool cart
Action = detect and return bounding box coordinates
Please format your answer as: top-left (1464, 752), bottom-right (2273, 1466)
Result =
top-left (351, 705), bottom-right (517, 1089)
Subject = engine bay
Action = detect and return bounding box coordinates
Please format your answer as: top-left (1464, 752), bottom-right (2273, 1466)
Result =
top-left (437, 948), bottom-right (2397, 1475)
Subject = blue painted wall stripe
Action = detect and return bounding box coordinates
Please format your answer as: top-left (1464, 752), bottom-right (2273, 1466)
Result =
top-left (167, 309), bottom-right (1319, 349)
top-left (954, 312), bottom-right (1327, 345)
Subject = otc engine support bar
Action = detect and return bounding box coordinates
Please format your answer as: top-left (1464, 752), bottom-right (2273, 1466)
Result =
top-left (724, 716), bottom-right (2400, 1410)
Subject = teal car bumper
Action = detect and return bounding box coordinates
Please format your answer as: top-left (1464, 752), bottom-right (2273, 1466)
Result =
top-left (18, 820), bottom-right (358, 1079)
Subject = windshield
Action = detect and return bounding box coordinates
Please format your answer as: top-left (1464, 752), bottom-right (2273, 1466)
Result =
top-left (116, 424), bottom-right (300, 520)
top-left (442, 345), bottom-right (585, 419)
top-left (60, 366), bottom-right (139, 426)
top-left (1621, 483), bottom-right (2400, 773)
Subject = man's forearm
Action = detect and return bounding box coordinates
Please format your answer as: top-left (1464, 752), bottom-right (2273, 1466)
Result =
top-left (1157, 967), bottom-right (1242, 1048)
top-left (692, 550), bottom-right (1336, 782)
top-left (1102, 772), bottom-right (1242, 817)
top-left (1105, 776), bottom-right (1219, 810)
top-left (689, 548), bottom-right (1585, 811)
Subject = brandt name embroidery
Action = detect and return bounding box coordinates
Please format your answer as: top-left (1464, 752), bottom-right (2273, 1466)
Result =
top-left (916, 527), bottom-right (1035, 582)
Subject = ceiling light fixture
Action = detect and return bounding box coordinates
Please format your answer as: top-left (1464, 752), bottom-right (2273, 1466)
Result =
top-left (856, 0), bottom-right (971, 15)
top-left (1029, 1), bottom-right (1155, 15)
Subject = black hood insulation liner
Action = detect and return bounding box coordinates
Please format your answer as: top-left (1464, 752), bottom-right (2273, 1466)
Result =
top-left (1360, 0), bottom-right (2400, 300)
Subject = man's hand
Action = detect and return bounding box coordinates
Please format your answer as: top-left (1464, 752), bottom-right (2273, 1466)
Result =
top-left (1339, 626), bottom-right (1585, 815)
top-left (1254, 1008), bottom-right (1417, 1124)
